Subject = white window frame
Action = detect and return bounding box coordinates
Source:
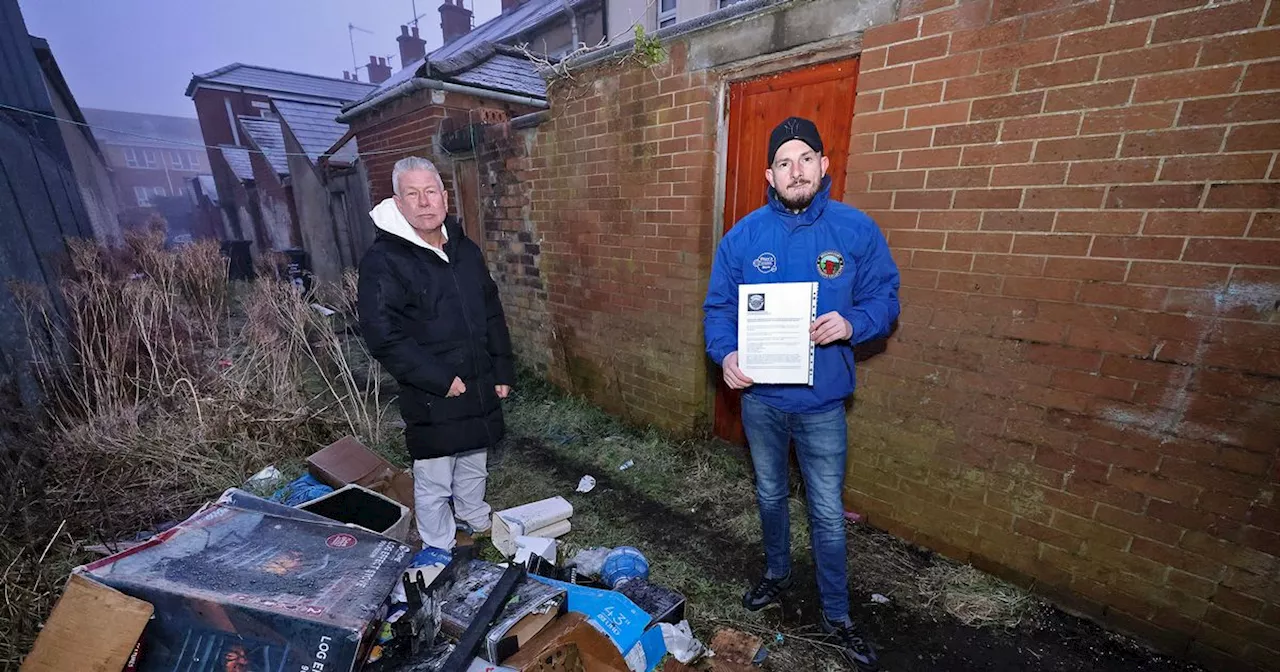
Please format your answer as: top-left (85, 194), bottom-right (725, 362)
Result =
top-left (151, 186), bottom-right (166, 198)
top-left (184, 152), bottom-right (199, 170)
top-left (170, 151), bottom-right (183, 169)
top-left (133, 186), bottom-right (151, 206)
top-left (657, 0), bottom-right (676, 28)
top-left (143, 150), bottom-right (158, 168)
top-left (123, 147), bottom-right (139, 168)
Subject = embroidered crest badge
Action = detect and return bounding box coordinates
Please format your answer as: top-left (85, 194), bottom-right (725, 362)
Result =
top-left (816, 250), bottom-right (844, 279)
top-left (753, 252), bottom-right (778, 273)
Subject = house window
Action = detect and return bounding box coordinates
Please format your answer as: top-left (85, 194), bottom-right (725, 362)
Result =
top-left (658, 0), bottom-right (676, 27)
top-left (170, 151), bottom-right (183, 169)
top-left (133, 186), bottom-right (151, 206)
top-left (143, 150), bottom-right (158, 168)
top-left (123, 147), bottom-right (139, 168)
top-left (151, 186), bottom-right (166, 198)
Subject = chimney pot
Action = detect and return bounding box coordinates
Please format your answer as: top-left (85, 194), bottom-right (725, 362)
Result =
top-left (366, 55), bottom-right (393, 84)
top-left (440, 0), bottom-right (474, 45)
top-left (399, 20), bottom-right (428, 65)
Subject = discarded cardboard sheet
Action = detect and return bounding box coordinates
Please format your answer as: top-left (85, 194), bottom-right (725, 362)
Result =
top-left (308, 435), bottom-right (415, 512)
top-left (20, 573), bottom-right (153, 672)
top-left (708, 628), bottom-right (764, 670)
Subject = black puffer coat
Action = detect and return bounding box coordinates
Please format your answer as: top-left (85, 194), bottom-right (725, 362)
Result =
top-left (357, 214), bottom-right (515, 460)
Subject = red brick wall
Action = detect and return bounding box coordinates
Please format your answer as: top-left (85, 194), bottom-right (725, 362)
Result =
top-left (348, 90), bottom-right (549, 373)
top-left (525, 42), bottom-right (718, 430)
top-left (846, 0), bottom-right (1280, 667)
top-left (192, 89), bottom-right (273, 149)
top-left (475, 121), bottom-right (552, 375)
top-left (351, 91), bottom-right (538, 204)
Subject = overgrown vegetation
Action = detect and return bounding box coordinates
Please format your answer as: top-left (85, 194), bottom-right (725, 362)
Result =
top-left (1, 232), bottom-right (385, 668)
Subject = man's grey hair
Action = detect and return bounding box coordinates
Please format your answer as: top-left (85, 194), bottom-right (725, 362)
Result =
top-left (392, 156), bottom-right (444, 196)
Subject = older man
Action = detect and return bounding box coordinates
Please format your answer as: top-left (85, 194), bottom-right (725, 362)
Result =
top-left (358, 156), bottom-right (515, 552)
top-left (703, 118), bottom-right (900, 671)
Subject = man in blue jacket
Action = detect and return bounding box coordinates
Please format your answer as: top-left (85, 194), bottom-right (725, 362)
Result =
top-left (703, 117), bottom-right (900, 670)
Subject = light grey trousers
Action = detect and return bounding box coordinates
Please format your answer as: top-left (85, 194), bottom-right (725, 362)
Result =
top-left (412, 448), bottom-right (492, 550)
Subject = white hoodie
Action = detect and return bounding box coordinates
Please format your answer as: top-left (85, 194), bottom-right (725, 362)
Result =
top-left (368, 197), bottom-right (449, 262)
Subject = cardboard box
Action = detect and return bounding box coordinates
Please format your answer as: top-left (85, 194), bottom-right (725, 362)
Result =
top-left (298, 483), bottom-right (412, 541)
top-left (502, 613), bottom-right (629, 672)
top-left (75, 496), bottom-right (413, 672)
top-left (440, 560), bottom-right (567, 664)
top-left (308, 436), bottom-right (415, 512)
top-left (492, 497), bottom-right (573, 557)
top-left (530, 577), bottom-right (668, 672)
top-left (20, 574), bottom-right (153, 672)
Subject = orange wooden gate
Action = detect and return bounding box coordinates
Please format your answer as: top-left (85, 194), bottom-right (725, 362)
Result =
top-left (714, 57), bottom-right (861, 445)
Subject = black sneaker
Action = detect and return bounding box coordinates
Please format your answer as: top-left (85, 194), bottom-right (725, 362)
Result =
top-left (821, 613), bottom-right (879, 671)
top-left (742, 571), bottom-right (793, 611)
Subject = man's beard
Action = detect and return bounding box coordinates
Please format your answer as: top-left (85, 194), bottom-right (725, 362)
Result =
top-left (777, 180), bottom-right (819, 211)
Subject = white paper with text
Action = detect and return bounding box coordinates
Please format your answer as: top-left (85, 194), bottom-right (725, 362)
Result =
top-left (737, 282), bottom-right (818, 385)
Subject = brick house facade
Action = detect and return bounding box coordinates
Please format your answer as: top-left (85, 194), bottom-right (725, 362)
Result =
top-left (346, 0), bottom-right (1280, 667)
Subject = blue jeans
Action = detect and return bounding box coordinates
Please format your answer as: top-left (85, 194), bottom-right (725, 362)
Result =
top-left (741, 393), bottom-right (850, 622)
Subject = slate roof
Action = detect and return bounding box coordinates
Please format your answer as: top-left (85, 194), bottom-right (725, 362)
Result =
top-left (186, 63), bottom-right (375, 102)
top-left (237, 116), bottom-right (290, 176)
top-left (219, 145), bottom-right (254, 181)
top-left (272, 99), bottom-right (356, 161)
top-left (325, 132), bottom-right (359, 166)
top-left (82, 108), bottom-right (202, 150)
top-left (450, 52), bottom-right (546, 98)
top-left (430, 0), bottom-right (594, 65)
top-left (349, 0), bottom-right (596, 111)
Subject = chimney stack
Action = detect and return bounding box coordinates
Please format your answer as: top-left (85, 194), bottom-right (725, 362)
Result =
top-left (367, 55), bottom-right (392, 84)
top-left (440, 0), bottom-right (474, 46)
top-left (397, 24), bottom-right (428, 66)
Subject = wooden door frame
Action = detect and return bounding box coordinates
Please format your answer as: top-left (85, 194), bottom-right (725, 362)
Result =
top-left (704, 41), bottom-right (866, 441)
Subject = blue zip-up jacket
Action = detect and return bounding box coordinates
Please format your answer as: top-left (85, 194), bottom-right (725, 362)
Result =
top-left (703, 176), bottom-right (901, 414)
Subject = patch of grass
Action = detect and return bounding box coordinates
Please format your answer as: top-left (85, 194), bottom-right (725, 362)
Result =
top-left (917, 563), bottom-right (1039, 629)
top-left (489, 371), bottom-right (1068, 669)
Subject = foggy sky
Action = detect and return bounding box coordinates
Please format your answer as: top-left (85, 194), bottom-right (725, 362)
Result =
top-left (19, 0), bottom-right (502, 119)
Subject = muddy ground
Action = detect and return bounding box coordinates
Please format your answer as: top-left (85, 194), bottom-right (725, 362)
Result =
top-left (489, 383), bottom-right (1204, 672)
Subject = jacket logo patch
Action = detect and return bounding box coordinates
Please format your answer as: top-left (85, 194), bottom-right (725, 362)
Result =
top-left (753, 252), bottom-right (778, 273)
top-left (817, 250), bottom-right (844, 279)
